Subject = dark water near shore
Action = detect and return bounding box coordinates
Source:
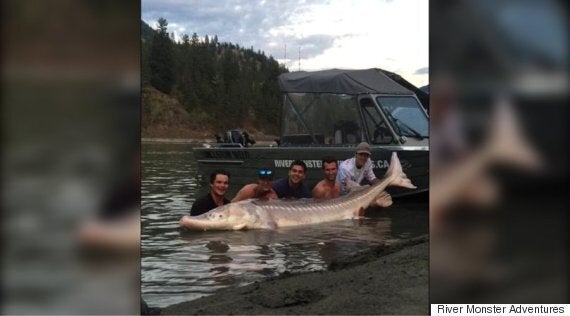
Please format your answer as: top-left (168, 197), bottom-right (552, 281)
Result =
top-left (141, 143), bottom-right (428, 308)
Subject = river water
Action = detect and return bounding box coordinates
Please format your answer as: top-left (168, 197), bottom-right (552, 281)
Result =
top-left (141, 142), bottom-right (428, 308)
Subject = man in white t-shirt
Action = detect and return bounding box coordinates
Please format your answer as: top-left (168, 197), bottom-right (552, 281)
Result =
top-left (337, 142), bottom-right (379, 195)
top-left (336, 142), bottom-right (393, 207)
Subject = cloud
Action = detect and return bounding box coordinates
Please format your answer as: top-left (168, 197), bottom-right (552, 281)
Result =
top-left (143, 0), bottom-right (310, 51)
top-left (415, 67), bottom-right (429, 75)
top-left (141, 0), bottom-right (429, 86)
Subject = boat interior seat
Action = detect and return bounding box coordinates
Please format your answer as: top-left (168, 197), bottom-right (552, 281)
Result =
top-left (346, 133), bottom-right (359, 144)
top-left (333, 120), bottom-right (361, 144)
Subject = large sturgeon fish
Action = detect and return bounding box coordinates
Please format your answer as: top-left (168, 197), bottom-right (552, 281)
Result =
top-left (180, 152), bottom-right (416, 231)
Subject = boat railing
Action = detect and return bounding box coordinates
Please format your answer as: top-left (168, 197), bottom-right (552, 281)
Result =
top-left (281, 134), bottom-right (325, 146)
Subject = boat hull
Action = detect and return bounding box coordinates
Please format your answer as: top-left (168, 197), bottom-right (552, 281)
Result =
top-left (193, 145), bottom-right (428, 198)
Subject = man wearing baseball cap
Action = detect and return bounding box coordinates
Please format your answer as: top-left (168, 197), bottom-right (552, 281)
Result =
top-left (336, 142), bottom-right (380, 195)
top-left (232, 168), bottom-right (278, 202)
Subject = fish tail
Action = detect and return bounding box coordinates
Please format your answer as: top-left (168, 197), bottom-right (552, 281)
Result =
top-left (486, 97), bottom-right (542, 170)
top-left (386, 152), bottom-right (417, 189)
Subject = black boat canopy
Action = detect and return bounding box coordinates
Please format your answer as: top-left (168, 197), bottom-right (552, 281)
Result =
top-left (278, 68), bottom-right (415, 95)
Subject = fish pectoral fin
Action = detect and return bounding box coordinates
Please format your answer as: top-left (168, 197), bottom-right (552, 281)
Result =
top-left (259, 222), bottom-right (277, 230)
top-left (232, 223), bottom-right (247, 230)
top-left (374, 191), bottom-right (393, 208)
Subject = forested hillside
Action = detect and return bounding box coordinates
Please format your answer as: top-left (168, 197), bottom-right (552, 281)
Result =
top-left (141, 18), bottom-right (288, 139)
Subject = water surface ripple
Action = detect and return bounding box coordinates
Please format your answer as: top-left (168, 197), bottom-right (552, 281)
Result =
top-left (142, 143), bottom-right (427, 308)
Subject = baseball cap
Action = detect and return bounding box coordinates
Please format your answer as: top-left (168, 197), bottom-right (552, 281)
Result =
top-left (355, 142), bottom-right (371, 155)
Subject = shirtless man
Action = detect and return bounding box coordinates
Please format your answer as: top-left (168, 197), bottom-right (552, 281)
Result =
top-left (232, 169), bottom-right (278, 202)
top-left (312, 156), bottom-right (340, 199)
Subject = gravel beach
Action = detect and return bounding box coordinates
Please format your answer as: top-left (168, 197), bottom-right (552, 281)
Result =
top-left (161, 235), bottom-right (428, 315)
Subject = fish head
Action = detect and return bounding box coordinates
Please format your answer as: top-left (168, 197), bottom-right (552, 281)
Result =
top-left (180, 203), bottom-right (256, 231)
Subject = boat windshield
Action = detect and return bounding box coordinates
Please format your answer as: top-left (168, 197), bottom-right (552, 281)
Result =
top-left (376, 96), bottom-right (429, 139)
top-left (281, 93), bottom-right (362, 145)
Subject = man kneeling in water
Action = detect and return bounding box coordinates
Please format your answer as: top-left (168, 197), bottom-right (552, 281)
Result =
top-left (336, 143), bottom-right (393, 207)
top-left (232, 169), bottom-right (278, 202)
top-left (312, 156), bottom-right (341, 199)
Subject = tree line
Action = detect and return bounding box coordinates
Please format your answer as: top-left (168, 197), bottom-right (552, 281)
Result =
top-left (142, 18), bottom-right (289, 134)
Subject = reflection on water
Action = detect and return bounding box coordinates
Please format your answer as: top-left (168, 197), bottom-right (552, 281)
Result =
top-left (141, 143), bottom-right (427, 308)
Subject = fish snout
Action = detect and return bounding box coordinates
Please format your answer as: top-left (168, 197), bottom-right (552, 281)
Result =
top-left (179, 215), bottom-right (212, 231)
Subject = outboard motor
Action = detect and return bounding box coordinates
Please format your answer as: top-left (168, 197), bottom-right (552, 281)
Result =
top-left (222, 129), bottom-right (256, 147)
top-left (226, 130), bottom-right (245, 145)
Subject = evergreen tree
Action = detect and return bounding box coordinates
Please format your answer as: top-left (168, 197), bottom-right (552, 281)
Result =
top-left (141, 39), bottom-right (151, 85)
top-left (176, 33), bottom-right (195, 111)
top-left (182, 34), bottom-right (189, 45)
top-left (191, 32), bottom-right (199, 46)
top-left (142, 18), bottom-right (289, 137)
top-left (149, 17), bottom-right (175, 94)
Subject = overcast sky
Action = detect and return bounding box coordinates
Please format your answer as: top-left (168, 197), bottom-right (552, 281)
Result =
top-left (142, 0), bottom-right (428, 87)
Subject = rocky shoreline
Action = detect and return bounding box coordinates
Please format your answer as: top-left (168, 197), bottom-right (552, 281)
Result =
top-left (160, 235), bottom-right (429, 315)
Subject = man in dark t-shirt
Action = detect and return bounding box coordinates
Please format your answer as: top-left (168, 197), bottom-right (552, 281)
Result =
top-left (190, 169), bottom-right (230, 216)
top-left (272, 160), bottom-right (311, 199)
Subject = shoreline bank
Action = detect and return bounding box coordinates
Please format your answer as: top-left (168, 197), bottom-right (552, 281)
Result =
top-left (141, 138), bottom-right (278, 146)
top-left (160, 235), bottom-right (429, 315)
top-left (141, 137), bottom-right (212, 144)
